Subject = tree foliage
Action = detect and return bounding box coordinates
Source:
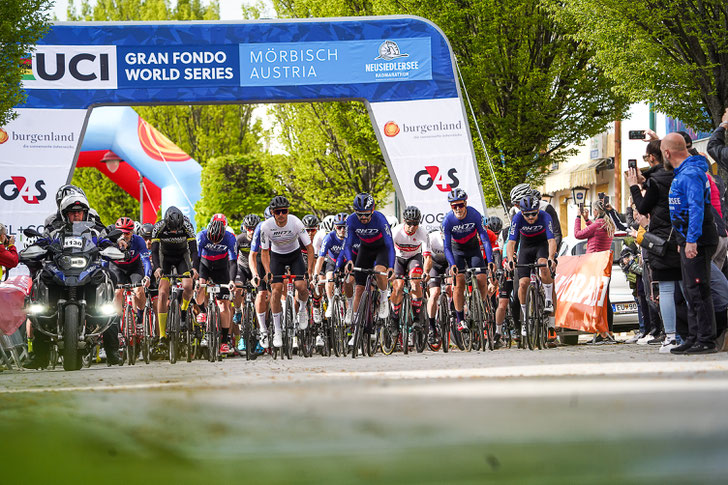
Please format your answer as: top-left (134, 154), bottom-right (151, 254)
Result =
top-left (0, 0), bottom-right (52, 126)
top-left (266, 101), bottom-right (392, 216)
top-left (71, 168), bottom-right (139, 226)
top-left (274, 0), bottom-right (629, 205)
top-left (195, 153), bottom-right (274, 230)
top-left (551, 0), bottom-right (728, 131)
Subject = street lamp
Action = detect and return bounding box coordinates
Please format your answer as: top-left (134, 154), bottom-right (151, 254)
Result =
top-left (571, 186), bottom-right (588, 207)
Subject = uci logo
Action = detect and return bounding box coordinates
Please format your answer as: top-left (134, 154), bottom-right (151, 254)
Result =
top-left (24, 46), bottom-right (118, 90)
top-left (414, 166), bottom-right (460, 192)
top-left (0, 177), bottom-right (47, 204)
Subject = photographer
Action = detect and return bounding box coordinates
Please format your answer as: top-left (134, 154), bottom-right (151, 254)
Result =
top-left (0, 223), bottom-right (19, 280)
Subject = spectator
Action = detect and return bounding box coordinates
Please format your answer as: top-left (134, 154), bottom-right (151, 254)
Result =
top-left (663, 133), bottom-right (719, 354)
top-left (574, 199), bottom-right (616, 343)
top-left (0, 223), bottom-right (19, 280)
top-left (626, 139), bottom-right (681, 352)
top-left (632, 211), bottom-right (664, 344)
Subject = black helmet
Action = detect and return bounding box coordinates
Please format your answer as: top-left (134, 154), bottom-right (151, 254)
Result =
top-left (302, 214), bottom-right (320, 229)
top-left (269, 195), bottom-right (290, 210)
top-left (530, 188), bottom-right (542, 201)
top-left (140, 223), bottom-right (154, 239)
top-left (164, 206), bottom-right (185, 231)
top-left (353, 193), bottom-right (375, 212)
top-left (242, 213), bottom-right (261, 230)
top-left (447, 188), bottom-right (467, 203)
top-left (487, 216), bottom-right (503, 234)
top-left (55, 184), bottom-right (86, 208)
top-left (402, 206), bottom-right (421, 224)
top-left (334, 212), bottom-right (348, 226)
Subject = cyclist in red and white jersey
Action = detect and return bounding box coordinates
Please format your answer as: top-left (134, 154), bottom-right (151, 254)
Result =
top-left (391, 206), bottom-right (430, 331)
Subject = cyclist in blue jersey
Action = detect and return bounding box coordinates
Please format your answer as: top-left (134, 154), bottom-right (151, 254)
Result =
top-left (506, 195), bottom-right (557, 323)
top-left (249, 207), bottom-right (273, 349)
top-left (111, 216), bottom-right (152, 323)
top-left (442, 188), bottom-right (493, 332)
top-left (314, 212), bottom-right (355, 325)
top-left (196, 215), bottom-right (238, 354)
top-left (337, 193), bottom-right (395, 323)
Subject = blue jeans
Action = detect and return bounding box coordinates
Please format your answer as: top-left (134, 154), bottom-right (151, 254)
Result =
top-left (657, 281), bottom-right (677, 335)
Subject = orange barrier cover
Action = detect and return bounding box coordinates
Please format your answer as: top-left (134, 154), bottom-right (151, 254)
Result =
top-left (554, 251), bottom-right (612, 334)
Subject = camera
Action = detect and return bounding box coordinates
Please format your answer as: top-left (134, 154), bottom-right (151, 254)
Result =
top-left (628, 159), bottom-right (637, 169)
top-left (603, 195), bottom-right (610, 206)
top-left (598, 192), bottom-right (605, 200)
top-left (628, 130), bottom-right (646, 140)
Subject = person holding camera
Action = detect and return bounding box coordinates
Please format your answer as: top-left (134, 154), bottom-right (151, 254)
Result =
top-left (626, 139), bottom-right (681, 352)
top-left (0, 223), bottom-right (19, 280)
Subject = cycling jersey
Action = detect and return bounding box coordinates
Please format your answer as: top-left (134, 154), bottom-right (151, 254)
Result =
top-left (442, 207), bottom-right (492, 266)
top-left (507, 210), bottom-right (554, 244)
top-left (312, 230), bottom-right (325, 255)
top-left (151, 217), bottom-right (198, 273)
top-left (197, 228), bottom-right (237, 283)
top-left (428, 231), bottom-right (447, 266)
top-left (260, 215), bottom-right (310, 254)
top-left (338, 211), bottom-right (395, 270)
top-left (112, 234), bottom-right (152, 277)
top-left (250, 224), bottom-right (263, 253)
top-left (236, 232), bottom-right (253, 270)
top-left (393, 225), bottom-right (431, 260)
top-left (319, 231), bottom-right (345, 261)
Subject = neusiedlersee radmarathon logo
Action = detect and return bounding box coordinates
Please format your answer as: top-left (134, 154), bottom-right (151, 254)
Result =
top-left (0, 177), bottom-right (48, 204)
top-left (414, 166), bottom-right (460, 192)
top-left (375, 40), bottom-right (409, 61)
top-left (383, 120), bottom-right (464, 138)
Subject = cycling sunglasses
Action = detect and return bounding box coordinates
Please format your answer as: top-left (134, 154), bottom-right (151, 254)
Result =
top-left (522, 211), bottom-right (539, 218)
top-left (450, 202), bottom-right (466, 209)
top-left (355, 211), bottom-right (373, 219)
top-left (273, 208), bottom-right (289, 215)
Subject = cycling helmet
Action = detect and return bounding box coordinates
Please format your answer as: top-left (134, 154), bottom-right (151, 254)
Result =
top-left (164, 206), bottom-right (185, 231)
top-left (530, 188), bottom-right (542, 201)
top-left (264, 206), bottom-right (272, 219)
top-left (196, 313), bottom-right (207, 324)
top-left (55, 184), bottom-right (86, 208)
top-left (115, 217), bottom-right (135, 234)
top-left (519, 195), bottom-right (540, 212)
top-left (447, 188), bottom-right (468, 203)
top-left (207, 219), bottom-right (226, 244)
top-left (510, 183), bottom-right (531, 205)
top-left (302, 214), bottom-right (320, 229)
top-left (140, 223), bottom-right (154, 239)
top-left (60, 193), bottom-right (90, 222)
top-left (269, 195), bottom-right (290, 210)
top-left (133, 221), bottom-right (142, 234)
top-left (242, 213), bottom-right (261, 230)
top-left (210, 213), bottom-right (227, 226)
top-left (487, 216), bottom-right (503, 234)
top-left (402, 206), bottom-right (421, 224)
top-left (353, 193), bottom-right (375, 212)
top-left (334, 212), bottom-right (348, 226)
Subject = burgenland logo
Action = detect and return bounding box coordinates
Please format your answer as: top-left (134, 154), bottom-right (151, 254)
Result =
top-left (382, 119), bottom-right (463, 138)
top-left (375, 41), bottom-right (409, 61)
top-left (383, 121), bottom-right (400, 137)
top-left (0, 128), bottom-right (8, 144)
top-left (1, 177), bottom-right (47, 204)
top-left (414, 166), bottom-right (460, 192)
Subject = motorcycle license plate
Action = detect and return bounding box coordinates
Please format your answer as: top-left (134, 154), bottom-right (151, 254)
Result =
top-left (63, 237), bottom-right (83, 249)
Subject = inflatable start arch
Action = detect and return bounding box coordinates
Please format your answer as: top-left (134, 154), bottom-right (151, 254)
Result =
top-left (0, 16), bottom-right (485, 240)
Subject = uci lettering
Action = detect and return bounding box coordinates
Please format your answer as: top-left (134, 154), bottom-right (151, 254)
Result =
top-left (36, 53), bottom-right (110, 82)
top-left (0, 177), bottom-right (47, 204)
top-left (414, 166), bottom-right (459, 192)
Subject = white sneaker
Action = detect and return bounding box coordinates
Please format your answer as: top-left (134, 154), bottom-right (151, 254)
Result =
top-left (408, 332), bottom-right (414, 347)
top-left (457, 320), bottom-right (468, 331)
top-left (313, 307), bottom-right (322, 323)
top-left (315, 335), bottom-right (324, 347)
top-left (325, 304), bottom-right (333, 319)
top-left (544, 300), bottom-right (554, 313)
top-left (298, 310), bottom-right (309, 329)
top-left (378, 296), bottom-right (390, 319)
top-left (273, 332), bottom-right (283, 348)
top-left (260, 333), bottom-right (269, 349)
top-left (345, 306), bottom-right (353, 324)
top-left (348, 335), bottom-right (355, 347)
top-left (625, 332), bottom-right (644, 344)
top-left (637, 333), bottom-right (653, 345)
top-left (659, 339), bottom-right (678, 354)
top-left (200, 338), bottom-right (208, 348)
top-left (293, 336), bottom-right (299, 349)
top-left (99, 348), bottom-right (107, 361)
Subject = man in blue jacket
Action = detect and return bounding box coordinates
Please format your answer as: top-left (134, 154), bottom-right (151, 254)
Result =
top-left (664, 133), bottom-right (719, 354)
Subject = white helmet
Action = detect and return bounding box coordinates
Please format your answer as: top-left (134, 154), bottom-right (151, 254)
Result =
top-left (510, 183), bottom-right (532, 205)
top-left (60, 193), bottom-right (90, 222)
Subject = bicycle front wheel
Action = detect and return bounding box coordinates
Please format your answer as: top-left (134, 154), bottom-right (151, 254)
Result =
top-left (525, 284), bottom-right (538, 351)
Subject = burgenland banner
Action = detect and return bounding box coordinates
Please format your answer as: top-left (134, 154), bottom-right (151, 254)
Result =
top-left (554, 251), bottom-right (613, 334)
top-left (370, 98), bottom-right (485, 231)
top-left (0, 108), bottom-right (88, 246)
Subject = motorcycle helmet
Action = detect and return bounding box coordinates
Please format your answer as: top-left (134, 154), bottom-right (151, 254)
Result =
top-left (60, 193), bottom-right (90, 222)
top-left (55, 184), bottom-right (86, 208)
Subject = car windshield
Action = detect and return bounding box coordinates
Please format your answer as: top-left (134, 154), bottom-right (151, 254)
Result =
top-left (570, 237), bottom-right (627, 264)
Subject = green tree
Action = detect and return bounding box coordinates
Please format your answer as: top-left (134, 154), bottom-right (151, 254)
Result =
top-left (274, 0), bottom-right (629, 205)
top-left (266, 101), bottom-right (392, 216)
top-left (195, 153), bottom-right (274, 230)
top-left (0, 0), bottom-right (52, 126)
top-left (71, 168), bottom-right (139, 226)
top-left (551, 0), bottom-right (728, 131)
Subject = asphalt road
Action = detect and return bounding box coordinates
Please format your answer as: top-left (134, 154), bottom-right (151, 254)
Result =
top-left (2, 343), bottom-right (728, 483)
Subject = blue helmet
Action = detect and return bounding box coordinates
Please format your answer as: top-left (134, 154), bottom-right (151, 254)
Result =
top-left (519, 195), bottom-right (539, 212)
top-left (353, 193), bottom-right (375, 212)
top-left (447, 188), bottom-right (467, 203)
top-left (334, 212), bottom-right (348, 226)
top-left (264, 206), bottom-right (272, 219)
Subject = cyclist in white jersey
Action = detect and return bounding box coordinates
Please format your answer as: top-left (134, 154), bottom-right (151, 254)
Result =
top-left (424, 224), bottom-right (449, 343)
top-left (259, 196), bottom-right (314, 348)
top-left (391, 206), bottom-right (431, 328)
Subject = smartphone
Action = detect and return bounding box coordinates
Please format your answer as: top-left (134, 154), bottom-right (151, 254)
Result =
top-left (603, 195), bottom-right (610, 206)
top-left (598, 192), bottom-right (605, 200)
top-left (629, 130), bottom-right (646, 140)
top-left (628, 159), bottom-right (637, 169)
top-left (578, 202), bottom-right (584, 213)
top-left (651, 281), bottom-right (659, 298)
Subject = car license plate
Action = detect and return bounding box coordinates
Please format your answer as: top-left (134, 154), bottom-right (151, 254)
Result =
top-left (612, 302), bottom-right (637, 313)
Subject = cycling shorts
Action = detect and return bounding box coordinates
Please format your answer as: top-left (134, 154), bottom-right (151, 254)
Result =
top-left (517, 242), bottom-right (549, 280)
top-left (200, 259), bottom-right (229, 286)
top-left (428, 260), bottom-right (448, 289)
top-left (324, 257), bottom-right (337, 275)
top-left (394, 254), bottom-right (423, 276)
top-left (498, 278), bottom-right (513, 299)
top-left (354, 243), bottom-right (390, 286)
top-left (110, 260), bottom-right (145, 286)
top-left (451, 249), bottom-right (485, 272)
top-left (235, 263), bottom-right (253, 286)
top-left (270, 249), bottom-right (307, 284)
top-left (160, 256), bottom-right (192, 278)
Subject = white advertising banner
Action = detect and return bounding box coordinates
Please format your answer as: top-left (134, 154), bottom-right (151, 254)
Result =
top-left (0, 108), bottom-right (87, 246)
top-left (370, 98), bottom-right (485, 231)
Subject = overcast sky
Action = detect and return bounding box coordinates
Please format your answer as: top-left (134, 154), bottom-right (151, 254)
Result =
top-left (51, 0), bottom-right (271, 21)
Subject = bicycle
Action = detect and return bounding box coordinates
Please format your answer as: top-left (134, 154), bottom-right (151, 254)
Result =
top-left (350, 267), bottom-right (389, 359)
top-left (325, 272), bottom-right (348, 358)
top-left (275, 266), bottom-right (307, 360)
top-left (198, 281), bottom-right (232, 363)
top-left (160, 273), bottom-right (193, 364)
top-left (389, 274), bottom-right (426, 354)
top-left (237, 282), bottom-right (259, 361)
top-left (117, 282), bottom-right (145, 365)
top-left (496, 269), bottom-right (515, 349)
top-left (430, 274), bottom-right (455, 353)
top-left (515, 262), bottom-right (554, 350)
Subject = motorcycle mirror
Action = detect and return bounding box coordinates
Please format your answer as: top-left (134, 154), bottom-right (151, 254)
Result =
top-left (19, 245), bottom-right (48, 261)
top-left (23, 228), bottom-right (42, 238)
top-left (106, 228), bottom-right (123, 240)
top-left (100, 246), bottom-right (125, 261)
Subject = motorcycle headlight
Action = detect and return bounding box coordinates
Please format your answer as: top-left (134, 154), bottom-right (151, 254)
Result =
top-left (27, 304), bottom-right (47, 315)
top-left (58, 255), bottom-right (89, 270)
top-left (98, 303), bottom-right (117, 316)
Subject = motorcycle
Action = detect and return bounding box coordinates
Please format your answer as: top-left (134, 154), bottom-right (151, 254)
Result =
top-left (20, 222), bottom-right (124, 371)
